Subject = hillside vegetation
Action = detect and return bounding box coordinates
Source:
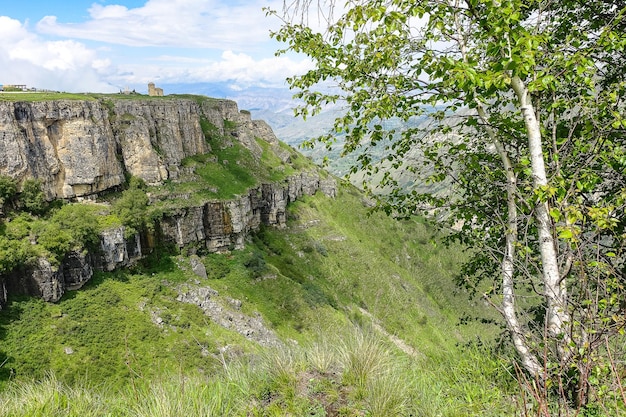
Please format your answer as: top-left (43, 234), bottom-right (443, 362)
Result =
top-left (0, 177), bottom-right (521, 415)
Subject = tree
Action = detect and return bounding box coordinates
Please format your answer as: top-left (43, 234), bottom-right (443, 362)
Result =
top-left (0, 175), bottom-right (17, 210)
top-left (113, 177), bottom-right (152, 238)
top-left (269, 0), bottom-right (626, 407)
top-left (50, 204), bottom-right (101, 251)
top-left (20, 179), bottom-right (46, 215)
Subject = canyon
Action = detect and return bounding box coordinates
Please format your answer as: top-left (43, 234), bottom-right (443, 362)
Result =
top-left (0, 96), bottom-right (336, 308)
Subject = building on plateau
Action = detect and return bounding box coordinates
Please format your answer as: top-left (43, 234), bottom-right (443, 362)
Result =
top-left (148, 82), bottom-right (164, 96)
top-left (0, 84), bottom-right (29, 91)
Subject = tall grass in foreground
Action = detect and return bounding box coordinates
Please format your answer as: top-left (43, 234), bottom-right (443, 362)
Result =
top-left (0, 327), bottom-right (525, 417)
top-left (2, 332), bottom-right (623, 416)
top-left (0, 374), bottom-right (109, 417)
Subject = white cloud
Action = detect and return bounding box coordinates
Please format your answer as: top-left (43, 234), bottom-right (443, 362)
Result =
top-left (0, 2), bottom-right (315, 94)
top-left (36, 0), bottom-right (285, 49)
top-left (109, 50), bottom-right (313, 88)
top-left (0, 16), bottom-right (116, 92)
top-left (202, 50), bottom-right (313, 85)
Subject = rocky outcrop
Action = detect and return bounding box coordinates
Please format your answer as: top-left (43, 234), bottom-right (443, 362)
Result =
top-left (63, 250), bottom-right (93, 290)
top-left (0, 171), bottom-right (336, 306)
top-left (111, 99), bottom-right (209, 185)
top-left (4, 251), bottom-right (93, 303)
top-left (99, 226), bottom-right (143, 271)
top-left (0, 276), bottom-right (7, 310)
top-left (0, 95), bottom-right (338, 308)
top-left (200, 100), bottom-right (279, 155)
top-left (0, 100), bottom-right (125, 200)
top-left (177, 285), bottom-right (282, 348)
top-left (0, 97), bottom-right (276, 199)
top-left (160, 170), bottom-right (336, 252)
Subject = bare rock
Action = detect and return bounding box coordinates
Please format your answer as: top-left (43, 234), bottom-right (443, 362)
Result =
top-left (111, 99), bottom-right (208, 185)
top-left (0, 100), bottom-right (125, 199)
top-left (160, 206), bottom-right (206, 248)
top-left (63, 250), bottom-right (93, 290)
top-left (99, 226), bottom-right (141, 271)
top-left (177, 285), bottom-right (281, 348)
top-left (0, 95), bottom-right (339, 308)
top-left (0, 277), bottom-right (7, 310)
top-left (189, 255), bottom-right (207, 279)
top-left (5, 257), bottom-right (65, 302)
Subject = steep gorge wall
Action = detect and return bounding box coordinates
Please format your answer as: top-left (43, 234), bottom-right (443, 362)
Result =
top-left (1, 169), bottom-right (335, 306)
top-left (0, 97), bottom-right (280, 199)
top-left (0, 100), bottom-right (124, 200)
top-left (0, 96), bottom-right (337, 308)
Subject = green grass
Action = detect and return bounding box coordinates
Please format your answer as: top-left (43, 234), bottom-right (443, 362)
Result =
top-left (0, 183), bottom-right (492, 385)
top-left (2, 181), bottom-right (625, 415)
top-left (0, 92), bottom-right (224, 103)
top-left (0, 328), bottom-right (519, 417)
top-left (1, 93), bottom-right (624, 415)
top-left (195, 142), bottom-right (257, 198)
top-left (256, 138), bottom-right (316, 182)
top-left (149, 133), bottom-right (316, 210)
top-left (0, 262), bottom-right (256, 390)
top-left (0, 92), bottom-right (98, 102)
top-left (168, 94), bottom-right (222, 107)
top-left (148, 141), bottom-right (258, 205)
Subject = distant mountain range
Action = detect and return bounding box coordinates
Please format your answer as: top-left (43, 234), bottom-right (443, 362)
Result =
top-left (161, 82), bottom-right (299, 114)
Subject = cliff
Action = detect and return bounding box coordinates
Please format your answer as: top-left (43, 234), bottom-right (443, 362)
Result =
top-left (0, 96), bottom-right (336, 308)
top-left (0, 97), bottom-right (283, 199)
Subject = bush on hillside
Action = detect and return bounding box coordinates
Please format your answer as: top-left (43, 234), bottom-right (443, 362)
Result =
top-left (20, 179), bottom-right (46, 215)
top-left (0, 175), bottom-right (17, 209)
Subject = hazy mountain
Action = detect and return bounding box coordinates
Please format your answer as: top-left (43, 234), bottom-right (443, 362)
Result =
top-left (161, 82), bottom-right (297, 113)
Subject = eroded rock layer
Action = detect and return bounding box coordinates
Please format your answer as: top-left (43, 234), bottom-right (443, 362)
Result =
top-left (0, 97), bottom-right (281, 199)
top-left (0, 96), bottom-right (337, 308)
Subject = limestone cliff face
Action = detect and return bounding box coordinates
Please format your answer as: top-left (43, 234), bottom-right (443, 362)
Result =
top-left (1, 170), bottom-right (335, 307)
top-left (0, 97), bottom-right (274, 199)
top-left (201, 100), bottom-right (280, 155)
top-left (111, 99), bottom-right (209, 185)
top-left (0, 96), bottom-right (337, 308)
top-left (4, 251), bottom-right (93, 303)
top-left (0, 100), bottom-right (124, 199)
top-left (160, 170), bottom-right (337, 252)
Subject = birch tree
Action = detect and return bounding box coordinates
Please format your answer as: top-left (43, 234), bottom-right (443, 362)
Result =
top-left (269, 0), bottom-right (626, 407)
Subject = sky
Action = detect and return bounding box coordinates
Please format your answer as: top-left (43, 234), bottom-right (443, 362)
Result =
top-left (0, 0), bottom-right (314, 95)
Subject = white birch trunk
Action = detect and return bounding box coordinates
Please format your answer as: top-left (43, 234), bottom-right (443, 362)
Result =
top-left (511, 76), bottom-right (571, 359)
top-left (477, 106), bottom-right (543, 376)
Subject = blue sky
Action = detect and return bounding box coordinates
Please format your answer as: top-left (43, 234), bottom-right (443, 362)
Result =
top-left (0, 0), bottom-right (313, 95)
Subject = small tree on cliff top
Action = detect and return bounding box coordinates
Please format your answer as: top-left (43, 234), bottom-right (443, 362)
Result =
top-left (269, 0), bottom-right (626, 407)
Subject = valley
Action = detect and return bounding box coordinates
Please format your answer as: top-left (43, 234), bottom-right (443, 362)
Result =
top-left (0, 93), bottom-right (512, 416)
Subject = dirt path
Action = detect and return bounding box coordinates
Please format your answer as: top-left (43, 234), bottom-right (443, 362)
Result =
top-left (358, 307), bottom-right (424, 359)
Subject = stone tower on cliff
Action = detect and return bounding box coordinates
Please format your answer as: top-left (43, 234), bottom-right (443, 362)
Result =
top-left (148, 82), bottom-right (164, 96)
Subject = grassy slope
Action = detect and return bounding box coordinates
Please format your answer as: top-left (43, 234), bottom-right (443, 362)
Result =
top-left (0, 182), bottom-right (514, 416)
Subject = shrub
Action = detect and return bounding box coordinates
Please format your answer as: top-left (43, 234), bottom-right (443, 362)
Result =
top-left (36, 222), bottom-right (73, 265)
top-left (128, 176), bottom-right (147, 190)
top-left (20, 179), bottom-right (46, 215)
top-left (0, 175), bottom-right (17, 208)
top-left (0, 235), bottom-right (35, 274)
top-left (244, 250), bottom-right (266, 278)
top-left (114, 187), bottom-right (150, 237)
top-left (50, 204), bottom-right (101, 250)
